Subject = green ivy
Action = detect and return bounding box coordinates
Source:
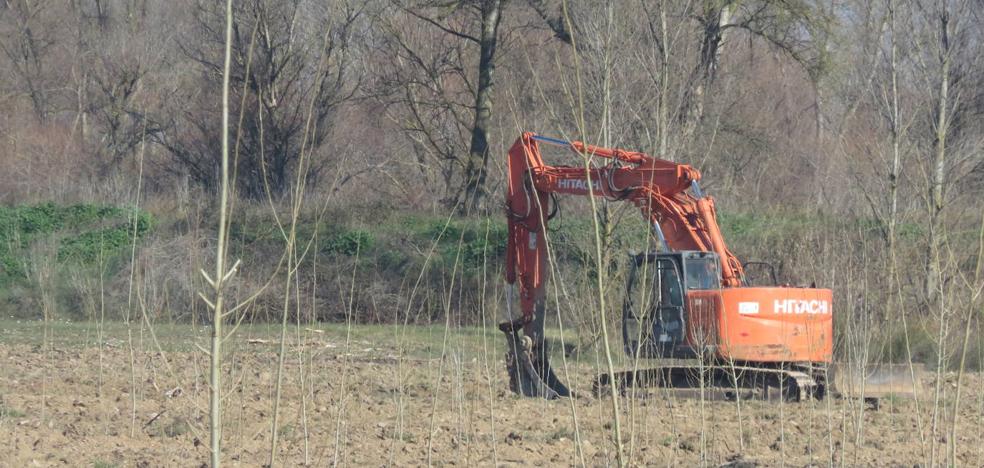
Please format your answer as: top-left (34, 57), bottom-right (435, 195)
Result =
top-left (324, 229), bottom-right (374, 256)
top-left (0, 203), bottom-right (154, 283)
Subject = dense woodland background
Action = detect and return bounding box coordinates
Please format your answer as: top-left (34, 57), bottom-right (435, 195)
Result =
top-left (0, 0), bottom-right (982, 367)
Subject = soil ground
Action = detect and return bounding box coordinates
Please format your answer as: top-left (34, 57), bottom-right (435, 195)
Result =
top-left (1, 320), bottom-right (982, 467)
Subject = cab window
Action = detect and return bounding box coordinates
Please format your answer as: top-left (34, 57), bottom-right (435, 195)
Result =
top-left (652, 260), bottom-right (683, 307)
top-left (685, 257), bottom-right (720, 290)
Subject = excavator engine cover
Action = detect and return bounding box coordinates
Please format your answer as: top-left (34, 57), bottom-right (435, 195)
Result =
top-left (623, 251), bottom-right (833, 364)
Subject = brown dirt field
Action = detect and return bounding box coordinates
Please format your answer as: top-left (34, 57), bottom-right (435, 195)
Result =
top-left (1, 331), bottom-right (983, 467)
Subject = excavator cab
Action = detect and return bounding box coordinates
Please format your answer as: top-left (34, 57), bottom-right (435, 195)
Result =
top-left (623, 251), bottom-right (721, 360)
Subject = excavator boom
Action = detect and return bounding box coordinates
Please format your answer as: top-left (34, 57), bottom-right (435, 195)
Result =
top-left (505, 133), bottom-right (744, 322)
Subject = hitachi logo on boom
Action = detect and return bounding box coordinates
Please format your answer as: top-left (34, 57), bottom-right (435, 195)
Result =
top-left (773, 299), bottom-right (830, 315)
top-left (556, 178), bottom-right (600, 191)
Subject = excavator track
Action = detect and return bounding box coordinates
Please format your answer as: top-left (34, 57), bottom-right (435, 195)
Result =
top-left (593, 363), bottom-right (822, 402)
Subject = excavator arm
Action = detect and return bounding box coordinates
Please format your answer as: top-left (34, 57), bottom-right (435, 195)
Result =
top-left (500, 132), bottom-right (745, 397)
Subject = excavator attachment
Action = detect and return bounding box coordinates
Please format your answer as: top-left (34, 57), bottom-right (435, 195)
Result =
top-left (499, 319), bottom-right (571, 399)
top-left (830, 362), bottom-right (926, 400)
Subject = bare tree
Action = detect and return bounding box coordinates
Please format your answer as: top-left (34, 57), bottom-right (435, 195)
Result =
top-left (0, 0), bottom-right (60, 123)
top-left (157, 0), bottom-right (363, 199)
top-left (913, 0), bottom-right (982, 303)
top-left (381, 0), bottom-right (505, 213)
top-left (381, 0), bottom-right (577, 212)
top-left (376, 8), bottom-right (475, 207)
top-left (69, 0), bottom-right (170, 175)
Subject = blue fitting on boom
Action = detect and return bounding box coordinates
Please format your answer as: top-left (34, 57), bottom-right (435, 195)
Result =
top-left (691, 181), bottom-right (705, 199)
top-left (652, 222), bottom-right (670, 252)
top-left (531, 135), bottom-right (571, 147)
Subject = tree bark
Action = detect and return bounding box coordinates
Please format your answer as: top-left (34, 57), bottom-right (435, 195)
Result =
top-left (887, 0), bottom-right (901, 257)
top-left (679, 1), bottom-right (733, 143)
top-left (657, 1), bottom-right (669, 158)
top-left (462, 0), bottom-right (502, 213)
top-left (927, 4), bottom-right (950, 303)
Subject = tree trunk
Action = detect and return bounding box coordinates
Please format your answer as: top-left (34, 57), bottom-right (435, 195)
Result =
top-left (927, 5), bottom-right (949, 304)
top-left (679, 1), bottom-right (732, 143)
top-left (887, 0), bottom-right (901, 258)
top-left (657, 1), bottom-right (669, 158)
top-left (462, 0), bottom-right (502, 213)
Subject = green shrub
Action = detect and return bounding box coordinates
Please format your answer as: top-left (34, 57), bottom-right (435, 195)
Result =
top-left (883, 322), bottom-right (937, 365)
top-left (378, 249), bottom-right (410, 272)
top-left (458, 222), bottom-right (508, 269)
top-left (324, 229), bottom-right (374, 256)
top-left (0, 204), bottom-right (154, 275)
top-left (16, 202), bottom-right (63, 235)
top-left (426, 218), bottom-right (460, 240)
top-left (57, 212), bottom-right (153, 264)
top-left (0, 203), bottom-right (154, 319)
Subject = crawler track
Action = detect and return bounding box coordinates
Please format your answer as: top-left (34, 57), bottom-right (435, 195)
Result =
top-left (593, 363), bottom-right (827, 401)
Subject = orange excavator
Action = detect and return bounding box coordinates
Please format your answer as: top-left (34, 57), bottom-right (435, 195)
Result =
top-left (499, 132), bottom-right (837, 400)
